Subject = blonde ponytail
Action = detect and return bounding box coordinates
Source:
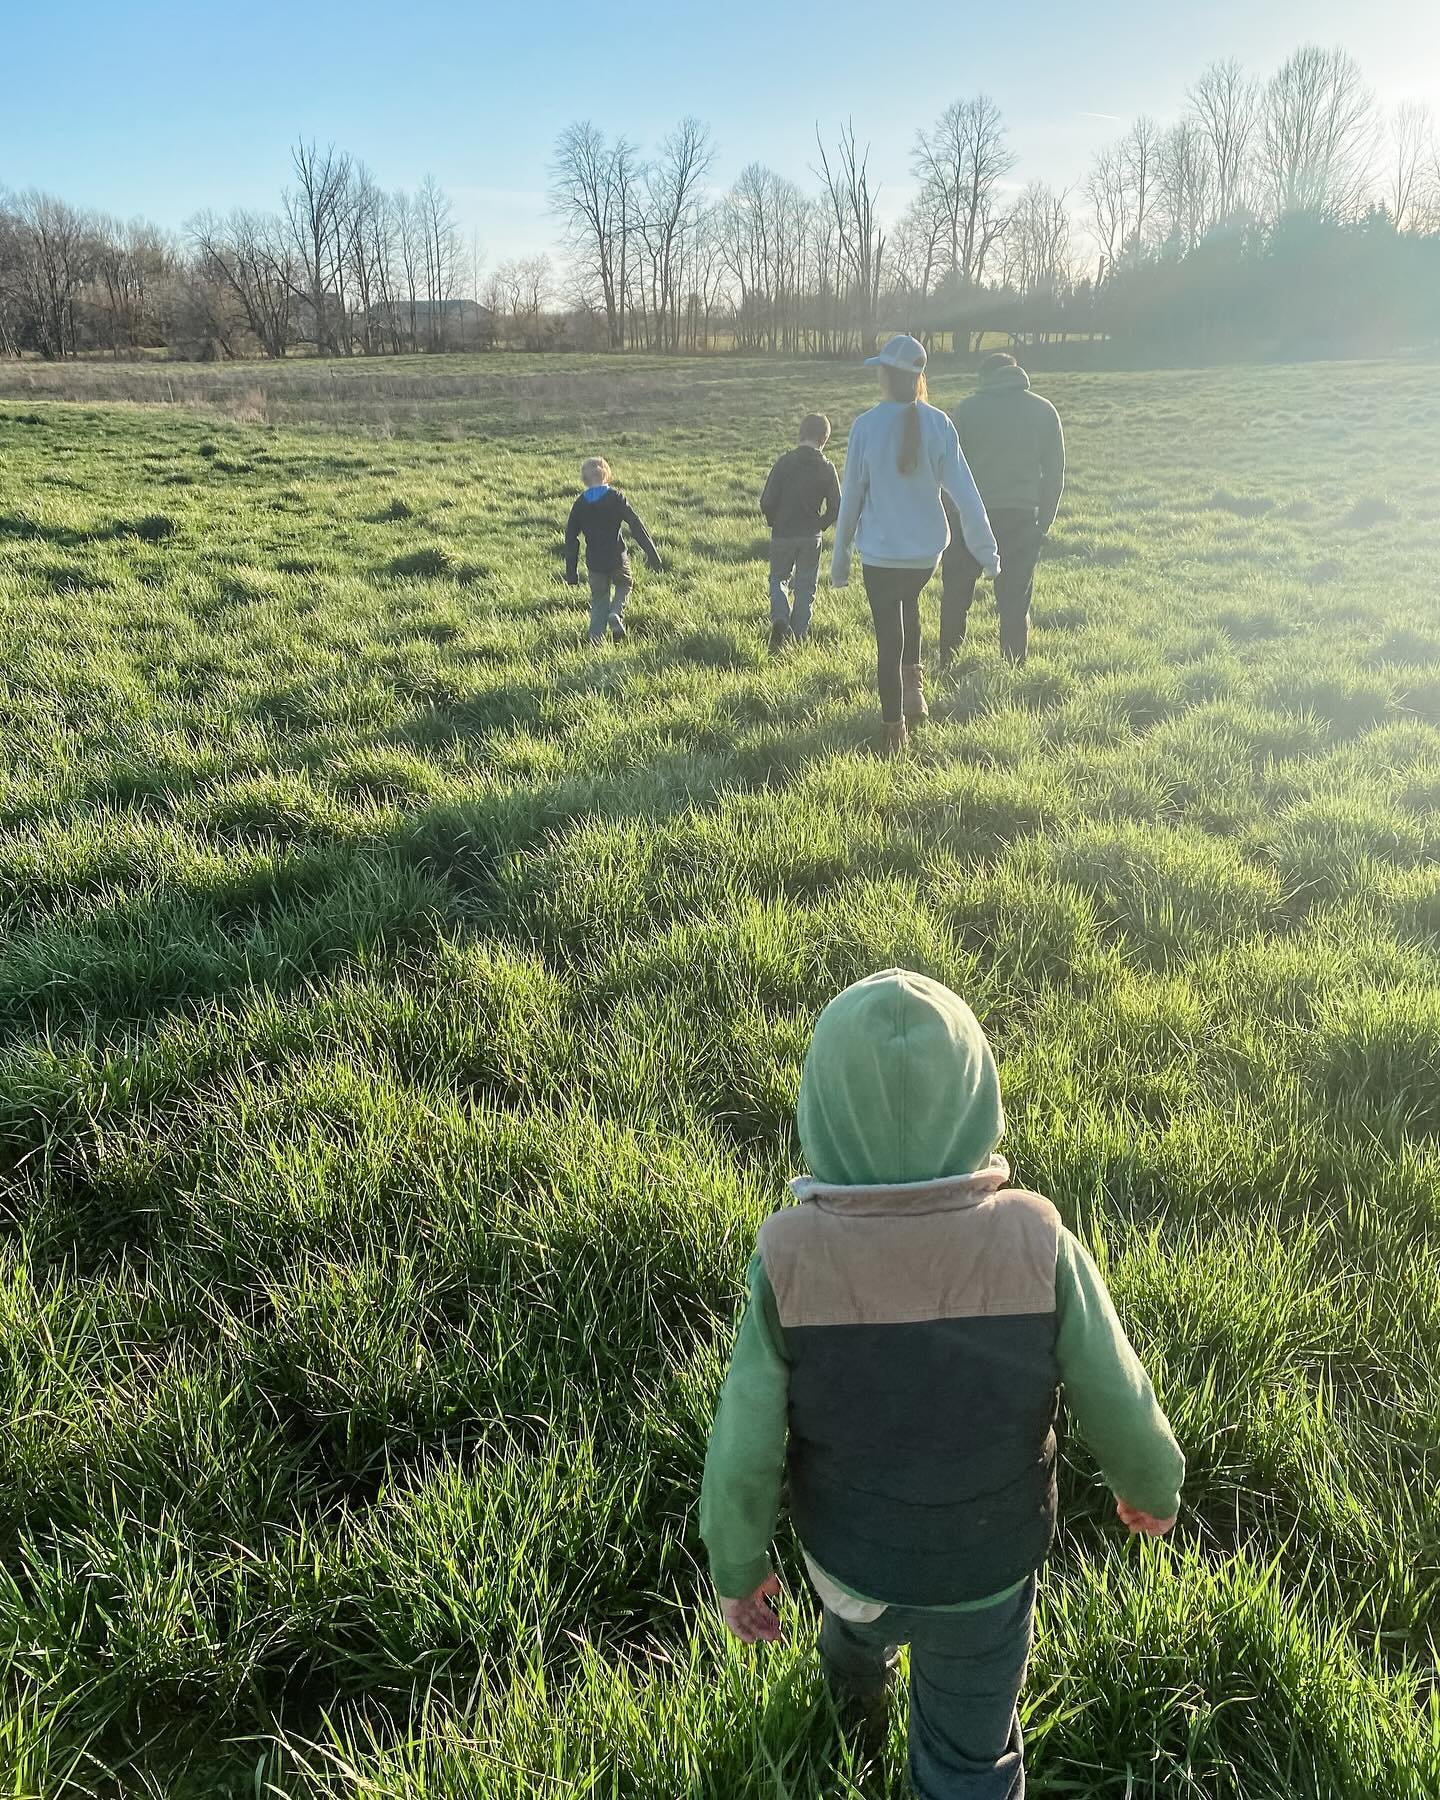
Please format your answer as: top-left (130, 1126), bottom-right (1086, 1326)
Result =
top-left (881, 365), bottom-right (928, 473)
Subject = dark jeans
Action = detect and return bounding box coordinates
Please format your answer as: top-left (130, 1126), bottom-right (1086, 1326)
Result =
top-left (587, 566), bottom-right (633, 640)
top-left (820, 1576), bottom-right (1036, 1800)
top-left (862, 563), bottom-right (933, 722)
top-left (941, 507), bottom-right (1044, 663)
top-left (769, 533), bottom-right (823, 638)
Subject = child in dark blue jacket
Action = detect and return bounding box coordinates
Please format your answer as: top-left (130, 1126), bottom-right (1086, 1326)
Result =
top-left (564, 456), bottom-right (662, 645)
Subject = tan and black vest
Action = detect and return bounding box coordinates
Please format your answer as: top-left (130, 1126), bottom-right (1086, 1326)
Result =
top-left (758, 1167), bottom-right (1061, 1605)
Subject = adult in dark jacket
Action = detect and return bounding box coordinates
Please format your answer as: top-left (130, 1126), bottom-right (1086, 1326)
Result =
top-left (941, 354), bottom-right (1065, 665)
top-left (760, 413), bottom-right (842, 652)
top-left (564, 455), bottom-right (663, 646)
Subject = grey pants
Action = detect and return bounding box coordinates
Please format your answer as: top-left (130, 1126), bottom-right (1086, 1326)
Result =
top-left (588, 567), bottom-right (632, 640)
top-left (819, 1576), bottom-right (1035, 1799)
top-left (769, 533), bottom-right (823, 637)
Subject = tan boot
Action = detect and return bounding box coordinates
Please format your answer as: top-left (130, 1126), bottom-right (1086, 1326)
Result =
top-left (901, 663), bottom-right (929, 722)
top-left (881, 719), bottom-right (910, 757)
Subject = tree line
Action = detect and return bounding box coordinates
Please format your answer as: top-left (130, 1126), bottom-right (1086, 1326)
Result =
top-left (3, 42), bottom-right (1439, 364)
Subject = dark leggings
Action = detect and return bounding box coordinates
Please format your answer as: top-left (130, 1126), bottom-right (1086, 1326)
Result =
top-left (863, 563), bottom-right (933, 722)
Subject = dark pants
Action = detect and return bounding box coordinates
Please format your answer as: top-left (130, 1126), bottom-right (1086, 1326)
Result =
top-left (941, 507), bottom-right (1043, 663)
top-left (587, 566), bottom-right (632, 640)
top-left (769, 533), bottom-right (823, 638)
top-left (820, 1576), bottom-right (1036, 1800)
top-left (862, 563), bottom-right (933, 723)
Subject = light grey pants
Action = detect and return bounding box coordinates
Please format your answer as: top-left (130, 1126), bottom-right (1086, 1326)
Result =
top-left (588, 568), bottom-right (632, 640)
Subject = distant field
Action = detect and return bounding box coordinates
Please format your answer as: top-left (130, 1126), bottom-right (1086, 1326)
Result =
top-left (1, 355), bottom-right (1439, 1797)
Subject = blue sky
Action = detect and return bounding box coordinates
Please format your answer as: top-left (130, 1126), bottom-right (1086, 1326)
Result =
top-left (4, 0), bottom-right (1436, 260)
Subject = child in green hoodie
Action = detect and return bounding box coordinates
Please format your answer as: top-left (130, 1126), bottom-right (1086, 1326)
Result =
top-left (700, 969), bottom-right (1183, 1799)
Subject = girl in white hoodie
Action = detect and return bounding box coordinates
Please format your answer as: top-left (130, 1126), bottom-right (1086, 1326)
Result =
top-left (832, 336), bottom-right (1000, 752)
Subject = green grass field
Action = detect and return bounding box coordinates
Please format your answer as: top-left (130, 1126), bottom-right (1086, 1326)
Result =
top-left (1, 352), bottom-right (1439, 1797)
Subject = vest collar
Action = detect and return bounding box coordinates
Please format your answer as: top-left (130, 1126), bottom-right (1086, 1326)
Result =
top-left (789, 1153), bottom-right (1011, 1216)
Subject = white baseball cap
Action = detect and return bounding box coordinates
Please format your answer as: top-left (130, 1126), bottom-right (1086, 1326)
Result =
top-left (865, 334), bottom-right (927, 373)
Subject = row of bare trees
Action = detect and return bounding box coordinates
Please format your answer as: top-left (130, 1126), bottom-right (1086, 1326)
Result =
top-left (6, 41), bottom-right (1440, 363)
top-left (1085, 49), bottom-right (1440, 278)
top-left (549, 117), bottom-right (719, 351)
top-left (0, 193), bottom-right (182, 358)
top-left (549, 44), bottom-right (1439, 360)
top-left (191, 143), bottom-right (472, 358)
top-left (550, 113), bottom-right (1039, 357)
top-left (1, 143), bottom-right (474, 360)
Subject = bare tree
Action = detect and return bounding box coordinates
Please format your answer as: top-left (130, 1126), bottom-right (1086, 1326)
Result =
top-left (341, 165), bottom-right (388, 353)
top-left (1189, 58), bottom-right (1259, 221)
top-left (8, 192), bottom-right (93, 357)
top-left (1386, 101), bottom-right (1434, 230)
top-left (91, 216), bottom-right (174, 354)
top-left (1426, 127), bottom-right (1440, 233)
top-left (284, 140), bottom-right (352, 354)
top-left (1156, 121), bottom-right (1216, 254)
top-left (1085, 142), bottom-right (1131, 279)
top-left (815, 120), bottom-right (886, 354)
top-left (892, 193), bottom-right (947, 310)
top-left (1260, 44), bottom-right (1377, 219)
top-left (1000, 182), bottom-right (1073, 299)
top-left (910, 94), bottom-right (1015, 286)
top-left (418, 173), bottom-right (460, 350)
top-left (394, 190), bottom-right (423, 352)
top-left (549, 121), bottom-right (640, 350)
top-left (638, 117), bottom-right (714, 351)
top-left (720, 163), bottom-right (787, 350)
top-left (189, 209), bottom-right (294, 357)
top-left (0, 201), bottom-right (24, 356)
top-left (488, 253), bottom-right (555, 348)
top-left (1121, 116), bottom-right (1161, 256)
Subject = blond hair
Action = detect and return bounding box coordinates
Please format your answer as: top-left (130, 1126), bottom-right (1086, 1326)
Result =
top-left (580, 456), bottom-right (611, 486)
top-left (879, 365), bottom-right (928, 474)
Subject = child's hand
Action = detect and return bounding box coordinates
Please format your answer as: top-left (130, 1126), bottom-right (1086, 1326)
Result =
top-left (720, 1573), bottom-right (783, 1645)
top-left (1116, 1499), bottom-right (1177, 1537)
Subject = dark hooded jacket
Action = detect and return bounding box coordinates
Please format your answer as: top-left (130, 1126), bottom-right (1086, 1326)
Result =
top-left (564, 486), bottom-right (662, 581)
top-left (953, 365), bottom-right (1065, 531)
top-left (760, 444), bottom-right (842, 538)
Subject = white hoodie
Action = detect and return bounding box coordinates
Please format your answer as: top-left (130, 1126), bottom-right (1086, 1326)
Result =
top-left (832, 400), bottom-right (1000, 582)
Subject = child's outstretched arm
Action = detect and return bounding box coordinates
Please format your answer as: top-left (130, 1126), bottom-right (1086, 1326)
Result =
top-left (621, 498), bottom-right (663, 571)
top-left (1055, 1229), bottom-right (1185, 1532)
top-left (564, 498), bottom-right (583, 586)
top-left (700, 1250), bottom-right (791, 1642)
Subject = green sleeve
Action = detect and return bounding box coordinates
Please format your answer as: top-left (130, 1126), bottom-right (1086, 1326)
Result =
top-left (699, 1250), bottom-right (790, 1598)
top-left (1055, 1228), bottom-right (1185, 1520)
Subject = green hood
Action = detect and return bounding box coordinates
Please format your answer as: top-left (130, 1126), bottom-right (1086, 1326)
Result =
top-left (797, 969), bottom-right (1004, 1186)
top-left (980, 364), bottom-right (1031, 394)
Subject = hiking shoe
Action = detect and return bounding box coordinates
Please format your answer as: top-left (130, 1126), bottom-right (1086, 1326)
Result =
top-left (769, 622), bottom-right (796, 656)
top-left (833, 1688), bottom-right (891, 1767)
top-left (901, 663), bottom-right (929, 722)
top-left (609, 614), bottom-right (628, 643)
top-left (880, 719), bottom-right (910, 757)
